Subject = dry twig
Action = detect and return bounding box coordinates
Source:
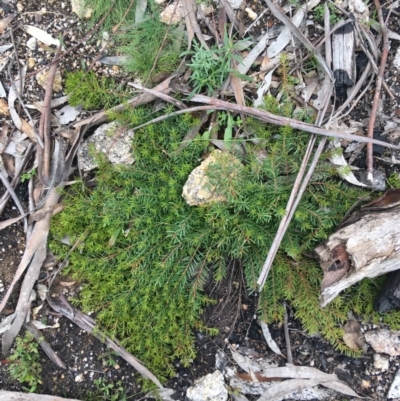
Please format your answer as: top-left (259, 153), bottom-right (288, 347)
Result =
top-left (366, 0), bottom-right (390, 182)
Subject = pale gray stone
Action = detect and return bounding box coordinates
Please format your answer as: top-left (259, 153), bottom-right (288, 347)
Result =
top-left (77, 122), bottom-right (135, 172)
top-left (221, 0), bottom-right (243, 9)
top-left (71, 0), bottom-right (93, 18)
top-left (394, 47), bottom-right (400, 71)
top-left (388, 369), bottom-right (400, 399)
top-left (186, 370), bottom-right (228, 401)
top-left (365, 329), bottom-right (400, 357)
top-left (26, 37), bottom-right (37, 51)
top-left (373, 354), bottom-right (389, 371)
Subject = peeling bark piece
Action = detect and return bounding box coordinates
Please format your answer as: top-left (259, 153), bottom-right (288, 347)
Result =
top-left (0, 392), bottom-right (81, 401)
top-left (315, 202), bottom-right (400, 307)
top-left (332, 17), bottom-right (356, 102)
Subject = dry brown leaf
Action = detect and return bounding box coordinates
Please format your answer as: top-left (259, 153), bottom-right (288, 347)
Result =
top-left (60, 281), bottom-right (76, 287)
top-left (343, 320), bottom-right (365, 350)
top-left (0, 98), bottom-right (10, 116)
top-left (0, 14), bottom-right (15, 34)
top-left (237, 372), bottom-right (283, 382)
top-left (261, 55), bottom-right (270, 70)
top-left (20, 119), bottom-right (37, 142)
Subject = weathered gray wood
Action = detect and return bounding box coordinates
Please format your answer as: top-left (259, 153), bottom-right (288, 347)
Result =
top-left (332, 18), bottom-right (356, 93)
top-left (0, 391), bottom-right (81, 401)
top-left (315, 191), bottom-right (400, 307)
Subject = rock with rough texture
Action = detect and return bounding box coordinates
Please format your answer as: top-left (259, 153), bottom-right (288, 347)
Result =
top-left (365, 329), bottom-right (400, 356)
top-left (77, 122), bottom-right (135, 172)
top-left (373, 354), bottom-right (389, 371)
top-left (36, 69), bottom-right (62, 92)
top-left (394, 47), bottom-right (400, 71)
top-left (71, 0), bottom-right (93, 19)
top-left (388, 369), bottom-right (400, 399)
top-left (182, 150), bottom-right (242, 206)
top-left (186, 370), bottom-right (228, 401)
top-left (223, 0), bottom-right (243, 9)
top-left (160, 2), bottom-right (183, 24)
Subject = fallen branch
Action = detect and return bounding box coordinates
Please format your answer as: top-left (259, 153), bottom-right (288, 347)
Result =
top-left (366, 0), bottom-right (390, 182)
top-left (189, 95), bottom-right (400, 149)
top-left (47, 295), bottom-right (164, 389)
top-left (0, 392), bottom-right (81, 401)
top-left (1, 187), bottom-right (62, 354)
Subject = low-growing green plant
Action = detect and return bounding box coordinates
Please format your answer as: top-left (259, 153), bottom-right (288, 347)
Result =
top-left (387, 172), bottom-right (400, 188)
top-left (65, 71), bottom-right (130, 110)
top-left (83, 0), bottom-right (136, 33)
top-left (182, 35), bottom-right (249, 95)
top-left (313, 2), bottom-right (342, 24)
top-left (98, 349), bottom-right (119, 367)
top-left (21, 167), bottom-right (36, 183)
top-left (84, 378), bottom-right (127, 401)
top-left (50, 95), bottom-right (400, 385)
top-left (117, 18), bottom-right (184, 81)
top-left (8, 332), bottom-right (43, 392)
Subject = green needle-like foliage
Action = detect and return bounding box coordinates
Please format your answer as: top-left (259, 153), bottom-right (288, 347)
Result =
top-left (50, 97), bottom-right (400, 384)
top-left (118, 18), bottom-right (184, 81)
top-left (65, 71), bottom-right (131, 110)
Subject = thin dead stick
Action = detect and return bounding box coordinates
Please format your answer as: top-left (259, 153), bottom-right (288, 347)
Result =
top-left (189, 96), bottom-right (400, 149)
top-left (258, 15), bottom-right (334, 288)
top-left (128, 83), bottom-right (187, 109)
top-left (367, 0), bottom-right (390, 182)
top-left (37, 46), bottom-right (61, 185)
top-left (47, 295), bottom-right (164, 389)
top-left (0, 143), bottom-right (34, 216)
top-left (0, 170), bottom-right (28, 232)
top-left (73, 77), bottom-right (173, 129)
top-left (127, 98), bottom-right (400, 149)
top-left (283, 302), bottom-right (293, 364)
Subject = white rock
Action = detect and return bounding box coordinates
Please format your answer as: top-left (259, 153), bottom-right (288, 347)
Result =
top-left (182, 150), bottom-right (242, 206)
top-left (26, 37), bottom-right (37, 51)
top-left (71, 0), bottom-right (93, 18)
top-left (77, 122), bottom-right (135, 172)
top-left (221, 0), bottom-right (243, 9)
top-left (373, 354), bottom-right (389, 371)
top-left (75, 373), bottom-right (84, 382)
top-left (36, 69), bottom-right (63, 92)
top-left (160, 2), bottom-right (183, 24)
top-left (365, 329), bottom-right (400, 356)
top-left (394, 47), bottom-right (400, 71)
top-left (186, 370), bottom-right (228, 401)
top-left (245, 7), bottom-right (257, 20)
top-left (388, 369), bottom-right (400, 399)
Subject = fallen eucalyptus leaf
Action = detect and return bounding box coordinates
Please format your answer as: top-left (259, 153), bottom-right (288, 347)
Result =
top-left (24, 25), bottom-right (60, 47)
top-left (260, 321), bottom-right (283, 356)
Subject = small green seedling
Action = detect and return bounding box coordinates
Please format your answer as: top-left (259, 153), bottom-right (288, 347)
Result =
top-left (8, 332), bottom-right (43, 393)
